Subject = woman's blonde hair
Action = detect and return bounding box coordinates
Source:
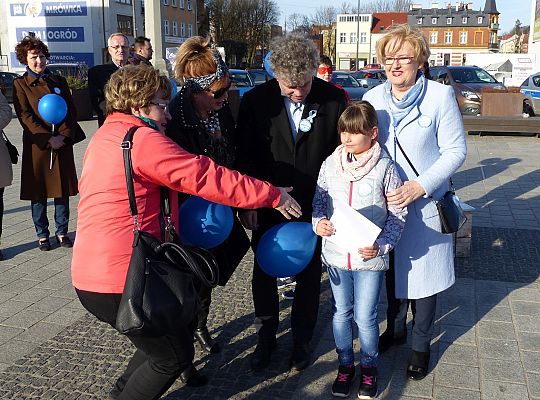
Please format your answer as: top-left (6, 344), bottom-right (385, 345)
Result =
top-left (337, 101), bottom-right (378, 135)
top-left (376, 24), bottom-right (430, 65)
top-left (174, 36), bottom-right (218, 83)
top-left (105, 65), bottom-right (172, 115)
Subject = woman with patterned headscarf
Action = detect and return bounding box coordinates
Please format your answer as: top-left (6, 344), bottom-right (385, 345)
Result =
top-left (166, 36), bottom-right (244, 355)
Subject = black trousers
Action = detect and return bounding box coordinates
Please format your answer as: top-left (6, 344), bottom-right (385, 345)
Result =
top-left (76, 289), bottom-right (195, 400)
top-left (251, 228), bottom-right (322, 344)
top-left (384, 251), bottom-right (438, 353)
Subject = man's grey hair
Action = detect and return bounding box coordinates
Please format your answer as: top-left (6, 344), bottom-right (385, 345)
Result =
top-left (108, 33), bottom-right (129, 47)
top-left (269, 34), bottom-right (318, 86)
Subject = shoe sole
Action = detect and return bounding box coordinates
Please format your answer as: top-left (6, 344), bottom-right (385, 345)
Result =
top-left (331, 391), bottom-right (350, 398)
top-left (357, 391), bottom-right (378, 399)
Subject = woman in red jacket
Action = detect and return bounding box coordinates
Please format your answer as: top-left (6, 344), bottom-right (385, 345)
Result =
top-left (71, 65), bottom-right (301, 400)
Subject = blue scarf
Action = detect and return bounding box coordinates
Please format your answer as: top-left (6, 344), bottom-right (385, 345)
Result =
top-left (26, 66), bottom-right (50, 79)
top-left (384, 72), bottom-right (426, 128)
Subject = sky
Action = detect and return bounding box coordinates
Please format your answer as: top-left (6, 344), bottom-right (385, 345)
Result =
top-left (278, 0), bottom-right (533, 34)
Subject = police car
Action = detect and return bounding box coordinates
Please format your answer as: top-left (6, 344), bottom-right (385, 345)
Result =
top-left (520, 72), bottom-right (540, 117)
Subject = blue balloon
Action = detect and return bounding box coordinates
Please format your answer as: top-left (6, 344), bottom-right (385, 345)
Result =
top-left (169, 78), bottom-right (178, 96)
top-left (179, 197), bottom-right (234, 249)
top-left (256, 222), bottom-right (317, 278)
top-left (263, 51), bottom-right (274, 78)
top-left (38, 94), bottom-right (67, 125)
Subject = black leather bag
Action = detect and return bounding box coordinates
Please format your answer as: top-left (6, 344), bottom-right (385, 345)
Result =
top-left (115, 126), bottom-right (219, 337)
top-left (435, 190), bottom-right (467, 234)
top-left (2, 131), bottom-right (19, 164)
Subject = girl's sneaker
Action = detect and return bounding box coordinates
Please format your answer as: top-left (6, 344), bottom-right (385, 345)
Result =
top-left (332, 364), bottom-right (355, 397)
top-left (357, 366), bottom-right (377, 399)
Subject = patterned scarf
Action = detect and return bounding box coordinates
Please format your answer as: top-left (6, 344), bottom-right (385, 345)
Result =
top-left (333, 141), bottom-right (382, 182)
top-left (384, 71), bottom-right (425, 127)
top-left (183, 51), bottom-right (228, 92)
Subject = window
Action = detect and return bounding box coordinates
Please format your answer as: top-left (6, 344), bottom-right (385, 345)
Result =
top-left (417, 17), bottom-right (423, 24)
top-left (187, 0), bottom-right (192, 10)
top-left (445, 31), bottom-right (452, 44)
top-left (340, 32), bottom-right (346, 43)
top-left (446, 17), bottom-right (452, 24)
top-left (172, 21), bottom-right (178, 36)
top-left (460, 31), bottom-right (467, 44)
top-left (179, 0), bottom-right (184, 7)
top-left (477, 16), bottom-right (483, 23)
top-left (163, 0), bottom-right (168, 5)
top-left (360, 32), bottom-right (367, 43)
top-left (172, 0), bottom-right (176, 6)
top-left (361, 15), bottom-right (369, 22)
top-left (350, 32), bottom-right (357, 43)
top-left (180, 22), bottom-right (185, 37)
top-left (430, 31), bottom-right (438, 44)
top-left (116, 15), bottom-right (133, 36)
top-left (432, 17), bottom-right (437, 24)
top-left (163, 20), bottom-right (169, 35)
top-left (115, 0), bottom-right (132, 4)
top-left (462, 16), bottom-right (467, 23)
top-left (188, 23), bottom-right (193, 37)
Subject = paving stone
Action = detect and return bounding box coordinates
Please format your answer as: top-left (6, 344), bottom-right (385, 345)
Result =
top-left (522, 351), bottom-right (540, 374)
top-left (0, 326), bottom-right (24, 345)
top-left (1, 309), bottom-right (49, 329)
top-left (434, 363), bottom-right (479, 390)
top-left (480, 306), bottom-right (513, 322)
top-left (438, 342), bottom-right (478, 366)
top-left (26, 296), bottom-right (71, 314)
top-left (0, 340), bottom-right (39, 364)
top-left (511, 300), bottom-right (540, 317)
top-left (16, 322), bottom-right (66, 344)
top-left (438, 325), bottom-right (476, 345)
top-left (434, 386), bottom-right (480, 400)
top-left (478, 338), bottom-right (520, 361)
top-left (513, 315), bottom-right (540, 333)
top-left (509, 288), bottom-right (540, 302)
top-left (526, 373), bottom-right (540, 399)
top-left (0, 301), bottom-right (31, 319)
top-left (480, 358), bottom-right (525, 383)
top-left (481, 381), bottom-right (529, 400)
top-left (517, 332), bottom-right (540, 352)
top-left (477, 321), bottom-right (517, 340)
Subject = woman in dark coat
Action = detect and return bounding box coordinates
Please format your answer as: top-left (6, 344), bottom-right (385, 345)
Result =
top-left (13, 36), bottom-right (85, 251)
top-left (166, 36), bottom-right (247, 354)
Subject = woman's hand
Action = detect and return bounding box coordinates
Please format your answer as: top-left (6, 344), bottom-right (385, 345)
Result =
top-left (275, 187), bottom-right (302, 220)
top-left (387, 180), bottom-right (425, 209)
top-left (48, 135), bottom-right (65, 150)
top-left (316, 218), bottom-right (335, 237)
top-left (359, 242), bottom-right (380, 261)
top-left (239, 210), bottom-right (258, 230)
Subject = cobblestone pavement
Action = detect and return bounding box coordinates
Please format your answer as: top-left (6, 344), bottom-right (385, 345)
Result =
top-left (0, 118), bottom-right (538, 399)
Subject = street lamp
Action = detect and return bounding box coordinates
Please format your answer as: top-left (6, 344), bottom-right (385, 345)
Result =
top-left (355, 0), bottom-right (360, 71)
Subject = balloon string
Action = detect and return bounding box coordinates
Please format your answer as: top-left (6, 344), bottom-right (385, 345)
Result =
top-left (49, 124), bottom-right (56, 170)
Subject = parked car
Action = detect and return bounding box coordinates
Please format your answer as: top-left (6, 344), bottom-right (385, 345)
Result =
top-left (247, 69), bottom-right (272, 85)
top-left (331, 71), bottom-right (367, 101)
top-left (430, 65), bottom-right (507, 115)
top-left (520, 72), bottom-right (540, 117)
top-left (351, 69), bottom-right (386, 89)
top-left (0, 71), bottom-right (21, 102)
top-left (229, 69), bottom-right (255, 97)
top-left (361, 63), bottom-right (383, 70)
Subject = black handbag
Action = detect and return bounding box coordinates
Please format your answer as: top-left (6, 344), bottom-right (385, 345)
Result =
top-left (395, 136), bottom-right (466, 234)
top-left (2, 131), bottom-right (19, 164)
top-left (115, 126), bottom-right (219, 337)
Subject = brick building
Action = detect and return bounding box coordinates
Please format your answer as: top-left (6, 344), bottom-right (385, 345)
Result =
top-left (408, 0), bottom-right (500, 66)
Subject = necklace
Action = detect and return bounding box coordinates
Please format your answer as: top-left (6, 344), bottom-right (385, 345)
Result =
top-left (200, 112), bottom-right (220, 135)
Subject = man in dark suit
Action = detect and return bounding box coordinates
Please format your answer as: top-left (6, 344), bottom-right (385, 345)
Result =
top-left (88, 33), bottom-right (129, 126)
top-left (235, 35), bottom-right (348, 372)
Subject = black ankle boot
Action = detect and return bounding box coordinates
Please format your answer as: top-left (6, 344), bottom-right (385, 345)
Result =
top-left (179, 365), bottom-right (208, 387)
top-left (194, 326), bottom-right (220, 354)
top-left (407, 350), bottom-right (430, 380)
top-left (379, 329), bottom-right (407, 354)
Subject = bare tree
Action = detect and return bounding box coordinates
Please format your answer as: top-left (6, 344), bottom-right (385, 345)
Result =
top-left (312, 6), bottom-right (338, 62)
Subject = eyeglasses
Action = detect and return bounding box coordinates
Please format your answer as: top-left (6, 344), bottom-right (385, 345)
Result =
top-left (149, 102), bottom-right (168, 112)
top-left (206, 82), bottom-right (231, 99)
top-left (383, 56), bottom-right (415, 66)
top-left (109, 45), bottom-right (129, 51)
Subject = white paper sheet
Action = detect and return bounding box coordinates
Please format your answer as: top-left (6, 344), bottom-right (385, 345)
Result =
top-left (325, 199), bottom-right (382, 254)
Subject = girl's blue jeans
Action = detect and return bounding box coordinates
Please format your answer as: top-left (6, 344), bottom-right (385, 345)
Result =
top-left (328, 266), bottom-right (384, 367)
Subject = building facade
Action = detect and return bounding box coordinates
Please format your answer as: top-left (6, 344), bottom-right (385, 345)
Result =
top-left (408, 0), bottom-right (500, 66)
top-left (370, 12), bottom-right (408, 65)
top-left (0, 0), bottom-right (197, 72)
top-left (335, 13), bottom-right (373, 70)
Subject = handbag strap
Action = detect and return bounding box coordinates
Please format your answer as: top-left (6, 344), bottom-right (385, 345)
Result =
top-left (121, 126), bottom-right (172, 231)
top-left (2, 131), bottom-right (11, 144)
top-left (394, 136), bottom-right (454, 198)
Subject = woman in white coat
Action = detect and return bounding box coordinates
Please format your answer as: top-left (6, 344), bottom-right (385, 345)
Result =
top-left (0, 91), bottom-right (14, 260)
top-left (363, 24), bottom-right (466, 380)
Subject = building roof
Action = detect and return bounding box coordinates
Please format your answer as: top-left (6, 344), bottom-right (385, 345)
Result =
top-left (371, 12), bottom-right (408, 33)
top-left (483, 0), bottom-right (499, 15)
